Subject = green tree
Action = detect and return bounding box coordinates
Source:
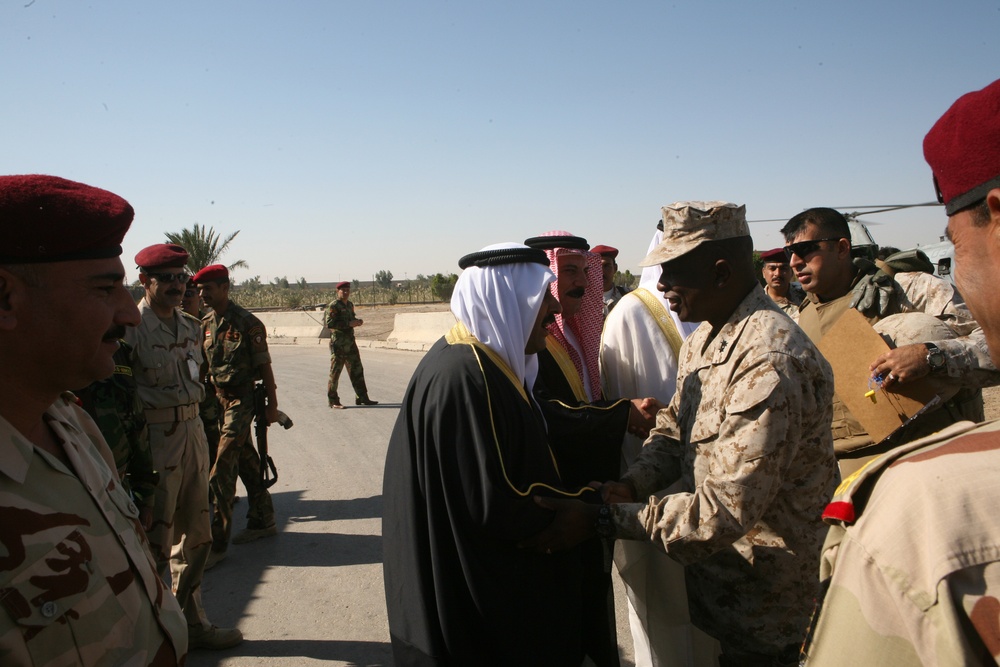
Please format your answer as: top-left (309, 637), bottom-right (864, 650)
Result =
top-left (164, 224), bottom-right (249, 273)
top-left (614, 270), bottom-right (639, 289)
top-left (375, 269), bottom-right (394, 289)
top-left (297, 277), bottom-right (308, 289)
top-left (430, 273), bottom-right (458, 301)
top-left (271, 276), bottom-right (290, 289)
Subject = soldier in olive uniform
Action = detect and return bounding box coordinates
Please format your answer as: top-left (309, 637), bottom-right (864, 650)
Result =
top-left (528, 202), bottom-right (839, 667)
top-left (327, 281), bottom-right (378, 408)
top-left (193, 264), bottom-right (279, 560)
top-left (75, 339), bottom-right (158, 531)
top-left (0, 175), bottom-right (188, 665)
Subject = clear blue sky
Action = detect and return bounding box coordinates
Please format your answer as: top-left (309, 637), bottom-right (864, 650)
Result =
top-left (3, 1), bottom-right (997, 283)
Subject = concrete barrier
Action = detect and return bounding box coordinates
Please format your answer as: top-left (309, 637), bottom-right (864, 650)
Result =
top-left (387, 312), bottom-right (456, 351)
top-left (256, 310), bottom-right (454, 351)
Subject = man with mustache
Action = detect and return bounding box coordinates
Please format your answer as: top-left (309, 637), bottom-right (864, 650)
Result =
top-left (126, 243), bottom-right (243, 650)
top-left (801, 77), bottom-right (1000, 666)
top-left (782, 207), bottom-right (1000, 475)
top-left (759, 247), bottom-right (804, 316)
top-left (527, 202), bottom-right (839, 667)
top-left (524, 231), bottom-right (660, 667)
top-left (383, 243), bottom-right (593, 666)
top-left (0, 175), bottom-right (188, 664)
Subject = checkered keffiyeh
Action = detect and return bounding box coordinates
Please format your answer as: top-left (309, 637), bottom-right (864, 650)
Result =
top-left (537, 230), bottom-right (605, 401)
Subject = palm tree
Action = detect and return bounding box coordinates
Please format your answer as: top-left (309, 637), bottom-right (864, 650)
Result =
top-left (164, 224), bottom-right (249, 273)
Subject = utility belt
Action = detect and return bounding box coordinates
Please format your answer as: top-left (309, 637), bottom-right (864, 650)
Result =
top-left (144, 403), bottom-right (200, 424)
top-left (214, 383), bottom-right (255, 400)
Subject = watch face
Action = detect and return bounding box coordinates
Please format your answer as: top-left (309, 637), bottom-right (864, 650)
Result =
top-left (928, 348), bottom-right (946, 370)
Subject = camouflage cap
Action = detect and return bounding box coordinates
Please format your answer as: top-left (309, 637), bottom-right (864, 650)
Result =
top-left (639, 201), bottom-right (749, 267)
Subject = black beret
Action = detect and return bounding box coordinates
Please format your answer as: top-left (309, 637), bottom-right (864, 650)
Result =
top-left (0, 174), bottom-right (134, 263)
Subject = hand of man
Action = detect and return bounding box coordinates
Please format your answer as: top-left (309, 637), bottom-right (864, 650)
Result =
top-left (628, 397), bottom-right (663, 438)
top-left (870, 343), bottom-right (932, 387)
top-left (351, 318), bottom-right (364, 328)
top-left (518, 496), bottom-right (597, 553)
top-left (599, 480), bottom-right (636, 504)
top-left (265, 402), bottom-right (280, 424)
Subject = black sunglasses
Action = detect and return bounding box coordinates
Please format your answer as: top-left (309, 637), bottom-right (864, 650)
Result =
top-left (783, 237), bottom-right (845, 260)
top-left (149, 271), bottom-right (191, 284)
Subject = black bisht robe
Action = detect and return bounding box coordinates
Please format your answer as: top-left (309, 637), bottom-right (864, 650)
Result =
top-left (382, 337), bottom-right (587, 667)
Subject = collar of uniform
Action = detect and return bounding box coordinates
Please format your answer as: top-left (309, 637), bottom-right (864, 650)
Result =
top-left (698, 284), bottom-right (767, 365)
top-left (0, 397), bottom-right (84, 484)
top-left (138, 296), bottom-right (175, 334)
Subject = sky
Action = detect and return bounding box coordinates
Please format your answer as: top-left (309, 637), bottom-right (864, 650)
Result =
top-left (3, 1), bottom-right (997, 284)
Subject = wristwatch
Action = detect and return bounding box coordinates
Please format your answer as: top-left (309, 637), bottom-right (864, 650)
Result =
top-left (595, 504), bottom-right (616, 540)
top-left (925, 342), bottom-right (946, 373)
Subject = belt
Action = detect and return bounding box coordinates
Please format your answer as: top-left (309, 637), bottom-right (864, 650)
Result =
top-left (145, 403), bottom-right (200, 424)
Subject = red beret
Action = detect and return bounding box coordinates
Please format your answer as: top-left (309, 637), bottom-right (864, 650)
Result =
top-left (759, 247), bottom-right (789, 264)
top-left (0, 174), bottom-right (133, 263)
top-left (135, 243), bottom-right (189, 270)
top-left (924, 78), bottom-right (1000, 215)
top-left (191, 264), bottom-right (229, 284)
top-left (337, 281), bottom-right (351, 290)
top-left (591, 244), bottom-right (619, 259)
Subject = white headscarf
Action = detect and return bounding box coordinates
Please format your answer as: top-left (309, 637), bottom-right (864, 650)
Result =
top-left (638, 230), bottom-right (701, 338)
top-left (451, 242), bottom-right (556, 391)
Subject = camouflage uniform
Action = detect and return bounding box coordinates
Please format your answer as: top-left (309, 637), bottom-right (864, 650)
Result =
top-left (796, 267), bottom-right (999, 474)
top-left (326, 298), bottom-right (369, 404)
top-left (768, 283), bottom-right (805, 317)
top-left (0, 396), bottom-right (187, 665)
top-left (126, 298), bottom-right (212, 628)
top-left (203, 299), bottom-right (276, 551)
top-left (803, 419), bottom-right (1000, 666)
top-left (75, 340), bottom-right (158, 512)
top-left (610, 286), bottom-right (840, 660)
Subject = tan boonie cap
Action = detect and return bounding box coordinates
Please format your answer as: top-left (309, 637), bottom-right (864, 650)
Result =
top-left (639, 201), bottom-right (749, 267)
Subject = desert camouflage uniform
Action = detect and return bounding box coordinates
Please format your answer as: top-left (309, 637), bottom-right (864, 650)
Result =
top-left (610, 286), bottom-right (839, 660)
top-left (75, 339), bottom-right (157, 511)
top-left (0, 395), bottom-right (187, 665)
top-left (203, 299), bottom-right (275, 551)
top-left (796, 267), bottom-right (1000, 474)
top-left (768, 283), bottom-right (805, 317)
top-left (326, 298), bottom-right (369, 403)
top-left (803, 418), bottom-right (1000, 666)
top-left (126, 298), bottom-right (212, 628)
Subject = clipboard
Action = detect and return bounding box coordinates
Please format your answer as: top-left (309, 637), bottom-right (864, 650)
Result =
top-left (817, 308), bottom-right (938, 443)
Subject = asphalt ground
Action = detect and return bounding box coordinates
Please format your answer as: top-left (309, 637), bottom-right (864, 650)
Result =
top-left (187, 344), bottom-right (637, 667)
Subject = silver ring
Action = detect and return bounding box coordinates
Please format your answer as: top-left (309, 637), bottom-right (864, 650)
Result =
top-left (888, 373), bottom-right (896, 381)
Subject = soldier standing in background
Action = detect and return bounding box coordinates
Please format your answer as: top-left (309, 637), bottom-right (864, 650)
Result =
top-left (326, 280), bottom-right (378, 408)
top-left (182, 279), bottom-right (222, 470)
top-left (0, 174), bottom-right (187, 664)
top-left (759, 247), bottom-right (804, 317)
top-left (76, 339), bottom-right (158, 531)
top-left (127, 243), bottom-right (242, 650)
top-left (194, 264), bottom-right (280, 560)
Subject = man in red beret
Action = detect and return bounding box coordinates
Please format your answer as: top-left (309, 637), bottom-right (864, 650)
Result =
top-left (0, 175), bottom-right (188, 663)
top-left (802, 79), bottom-right (1000, 665)
top-left (126, 244), bottom-right (242, 650)
top-left (758, 247), bottom-right (804, 316)
top-left (193, 264), bottom-right (282, 559)
top-left (592, 244), bottom-right (632, 316)
top-left (326, 280), bottom-right (378, 408)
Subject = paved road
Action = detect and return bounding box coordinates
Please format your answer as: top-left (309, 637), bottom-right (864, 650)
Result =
top-left (189, 344), bottom-right (636, 667)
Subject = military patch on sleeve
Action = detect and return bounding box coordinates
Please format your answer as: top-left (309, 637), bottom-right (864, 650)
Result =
top-left (248, 325), bottom-right (266, 346)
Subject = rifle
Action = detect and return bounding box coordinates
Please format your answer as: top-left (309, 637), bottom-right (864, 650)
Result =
top-left (252, 383), bottom-right (293, 489)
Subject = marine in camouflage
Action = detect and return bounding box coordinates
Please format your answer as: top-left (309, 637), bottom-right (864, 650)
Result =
top-left (610, 286), bottom-right (840, 659)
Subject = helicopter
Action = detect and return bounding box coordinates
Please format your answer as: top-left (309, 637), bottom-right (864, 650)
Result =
top-left (750, 202), bottom-right (955, 283)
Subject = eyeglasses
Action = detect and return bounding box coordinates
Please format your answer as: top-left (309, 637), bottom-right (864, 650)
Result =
top-left (783, 237), bottom-right (845, 260)
top-left (149, 271), bottom-right (191, 284)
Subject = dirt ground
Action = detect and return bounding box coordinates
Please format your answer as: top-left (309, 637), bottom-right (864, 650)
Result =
top-left (355, 301), bottom-right (1000, 419)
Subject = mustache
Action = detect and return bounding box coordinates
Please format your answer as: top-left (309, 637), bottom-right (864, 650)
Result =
top-left (565, 288), bottom-right (585, 299)
top-left (542, 314), bottom-right (557, 327)
top-left (103, 325), bottom-right (127, 342)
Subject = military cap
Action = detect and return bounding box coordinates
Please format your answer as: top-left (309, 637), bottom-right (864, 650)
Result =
top-left (523, 234), bottom-right (590, 251)
top-left (337, 281), bottom-right (351, 290)
top-left (640, 201), bottom-right (749, 267)
top-left (458, 245), bottom-right (548, 269)
top-left (924, 78), bottom-right (1000, 215)
top-left (759, 247), bottom-right (789, 264)
top-left (135, 243), bottom-right (189, 270)
top-left (591, 244), bottom-right (619, 259)
top-left (191, 264), bottom-right (229, 284)
top-left (0, 174), bottom-right (134, 264)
